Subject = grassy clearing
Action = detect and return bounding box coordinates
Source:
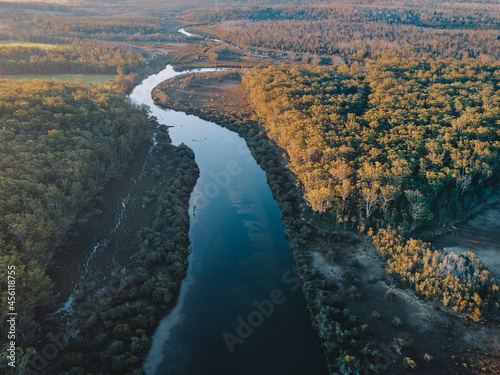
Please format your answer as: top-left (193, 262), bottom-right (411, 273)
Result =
top-left (0, 74), bottom-right (116, 83)
top-left (0, 40), bottom-right (58, 49)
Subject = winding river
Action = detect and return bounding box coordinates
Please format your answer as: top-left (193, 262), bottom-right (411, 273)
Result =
top-left (130, 66), bottom-right (328, 375)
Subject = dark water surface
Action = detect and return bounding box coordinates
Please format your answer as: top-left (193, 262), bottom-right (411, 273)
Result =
top-left (130, 66), bottom-right (328, 375)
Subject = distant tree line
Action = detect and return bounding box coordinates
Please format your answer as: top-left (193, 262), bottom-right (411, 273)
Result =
top-left (0, 40), bottom-right (145, 75)
top-left (218, 19), bottom-right (500, 60)
top-left (183, 4), bottom-right (500, 60)
top-left (184, 3), bottom-right (500, 30)
top-left (10, 15), bottom-right (185, 43)
top-left (0, 1), bottom-right (73, 19)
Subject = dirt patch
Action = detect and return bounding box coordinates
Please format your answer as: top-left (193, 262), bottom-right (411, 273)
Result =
top-left (432, 200), bottom-right (500, 282)
top-left (311, 251), bottom-right (344, 292)
top-left (311, 252), bottom-right (343, 281)
top-left (312, 230), bottom-right (500, 374)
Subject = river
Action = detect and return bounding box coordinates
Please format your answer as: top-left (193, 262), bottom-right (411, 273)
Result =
top-left (177, 28), bottom-right (201, 38)
top-left (130, 66), bottom-right (328, 375)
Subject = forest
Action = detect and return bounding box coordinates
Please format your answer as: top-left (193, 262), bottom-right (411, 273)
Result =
top-left (0, 75), bottom-right (201, 374)
top-left (1, 0), bottom-right (500, 374)
top-left (3, 1), bottom-right (500, 61)
top-left (184, 3), bottom-right (500, 29)
top-left (0, 40), bottom-right (145, 75)
top-left (13, 16), bottom-right (185, 44)
top-left (243, 59), bottom-right (500, 321)
top-left (42, 140), bottom-right (199, 375)
top-left (187, 4), bottom-right (500, 60)
top-left (0, 78), bottom-right (151, 337)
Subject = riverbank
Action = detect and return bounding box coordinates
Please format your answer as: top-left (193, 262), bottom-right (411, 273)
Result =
top-left (153, 38), bottom-right (296, 73)
top-left (151, 70), bottom-right (500, 375)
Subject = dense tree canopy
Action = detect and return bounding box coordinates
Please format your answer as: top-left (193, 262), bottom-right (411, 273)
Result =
top-left (187, 3), bottom-right (500, 60)
top-left (0, 78), bottom-right (150, 326)
top-left (17, 16), bottom-right (185, 43)
top-left (244, 59), bottom-right (500, 229)
top-left (243, 59), bottom-right (500, 319)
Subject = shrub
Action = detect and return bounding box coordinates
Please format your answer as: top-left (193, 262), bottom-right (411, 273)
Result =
top-left (110, 340), bottom-right (125, 354)
top-left (403, 356), bottom-right (417, 369)
top-left (347, 285), bottom-right (362, 300)
top-left (391, 316), bottom-right (402, 327)
top-left (385, 289), bottom-right (396, 302)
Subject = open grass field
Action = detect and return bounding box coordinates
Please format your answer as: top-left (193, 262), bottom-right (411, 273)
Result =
top-left (0, 40), bottom-right (58, 49)
top-left (0, 74), bottom-right (116, 83)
